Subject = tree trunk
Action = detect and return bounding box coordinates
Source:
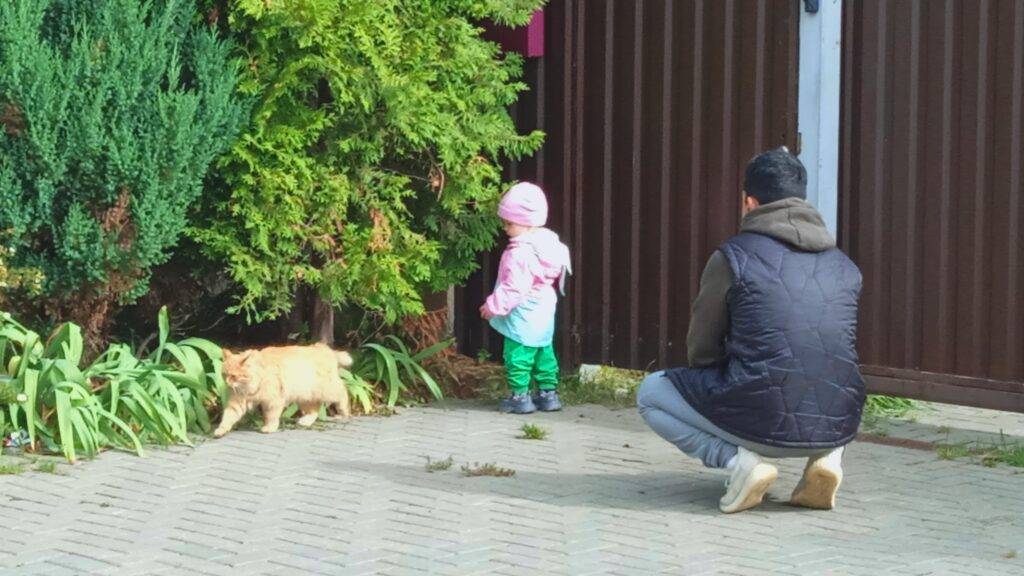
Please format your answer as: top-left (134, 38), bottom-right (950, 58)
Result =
top-left (277, 288), bottom-right (307, 343)
top-left (398, 289), bottom-right (453, 354)
top-left (311, 292), bottom-right (335, 346)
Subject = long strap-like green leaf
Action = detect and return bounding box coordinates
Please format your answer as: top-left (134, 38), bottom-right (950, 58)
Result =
top-left (22, 369), bottom-right (39, 448)
top-left (54, 389), bottom-right (76, 463)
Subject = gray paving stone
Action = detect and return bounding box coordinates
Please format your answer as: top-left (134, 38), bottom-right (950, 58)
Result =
top-left (0, 400), bottom-right (1022, 575)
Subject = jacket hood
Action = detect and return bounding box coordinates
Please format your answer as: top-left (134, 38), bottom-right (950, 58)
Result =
top-left (740, 197), bottom-right (835, 252)
top-left (511, 227), bottom-right (572, 280)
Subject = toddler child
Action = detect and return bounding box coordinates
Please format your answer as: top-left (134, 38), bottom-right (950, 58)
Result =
top-left (480, 183), bottom-right (572, 414)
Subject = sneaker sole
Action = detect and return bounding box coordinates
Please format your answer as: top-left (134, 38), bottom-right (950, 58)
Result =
top-left (497, 406), bottom-right (537, 414)
top-left (790, 466), bottom-right (841, 510)
top-left (719, 464), bottom-right (778, 514)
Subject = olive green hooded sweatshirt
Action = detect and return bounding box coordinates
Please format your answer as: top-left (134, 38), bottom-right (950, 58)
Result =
top-left (686, 197), bottom-right (836, 367)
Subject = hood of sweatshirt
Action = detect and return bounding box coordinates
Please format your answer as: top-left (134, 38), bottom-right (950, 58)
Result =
top-left (740, 197), bottom-right (836, 252)
top-left (511, 227), bottom-right (572, 282)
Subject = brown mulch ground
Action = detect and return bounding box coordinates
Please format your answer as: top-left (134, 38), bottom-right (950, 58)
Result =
top-left (424, 353), bottom-right (504, 399)
top-left (397, 308), bottom-right (505, 400)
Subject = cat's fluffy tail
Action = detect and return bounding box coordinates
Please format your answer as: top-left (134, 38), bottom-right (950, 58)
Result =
top-left (335, 350), bottom-right (354, 368)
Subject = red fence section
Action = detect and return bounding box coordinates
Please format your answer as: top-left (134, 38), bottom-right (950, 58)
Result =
top-left (456, 0), bottom-right (799, 370)
top-left (840, 0), bottom-right (1024, 411)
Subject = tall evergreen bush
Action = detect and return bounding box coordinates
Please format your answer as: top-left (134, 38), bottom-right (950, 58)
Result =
top-left (0, 0), bottom-right (245, 348)
top-left (193, 0), bottom-right (544, 339)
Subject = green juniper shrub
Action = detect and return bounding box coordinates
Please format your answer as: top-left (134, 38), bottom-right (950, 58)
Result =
top-left (0, 0), bottom-right (245, 350)
top-left (191, 0), bottom-right (544, 330)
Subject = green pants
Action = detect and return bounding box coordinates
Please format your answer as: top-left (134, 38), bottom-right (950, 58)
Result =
top-left (503, 338), bottom-right (559, 395)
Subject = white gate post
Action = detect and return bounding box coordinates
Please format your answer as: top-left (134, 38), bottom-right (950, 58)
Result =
top-left (798, 0), bottom-right (843, 237)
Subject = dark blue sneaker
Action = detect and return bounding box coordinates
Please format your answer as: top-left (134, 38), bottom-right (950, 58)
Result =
top-left (533, 390), bottom-right (563, 412)
top-left (498, 393), bottom-right (536, 414)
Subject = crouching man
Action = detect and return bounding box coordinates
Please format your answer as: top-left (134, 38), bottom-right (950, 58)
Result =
top-left (638, 147), bottom-right (865, 513)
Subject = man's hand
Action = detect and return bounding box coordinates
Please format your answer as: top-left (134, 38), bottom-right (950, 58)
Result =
top-left (479, 304), bottom-right (495, 320)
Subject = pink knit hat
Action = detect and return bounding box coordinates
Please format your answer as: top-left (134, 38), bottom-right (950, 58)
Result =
top-left (498, 182), bottom-right (548, 227)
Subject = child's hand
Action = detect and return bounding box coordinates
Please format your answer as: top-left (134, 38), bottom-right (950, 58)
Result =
top-left (479, 304), bottom-right (494, 320)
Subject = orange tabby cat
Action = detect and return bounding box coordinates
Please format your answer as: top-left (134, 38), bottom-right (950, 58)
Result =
top-left (214, 344), bottom-right (353, 437)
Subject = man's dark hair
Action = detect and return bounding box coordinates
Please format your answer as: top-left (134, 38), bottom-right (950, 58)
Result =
top-left (743, 146), bottom-right (807, 204)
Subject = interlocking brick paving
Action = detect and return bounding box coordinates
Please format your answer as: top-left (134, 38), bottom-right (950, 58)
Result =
top-left (2, 401), bottom-right (1022, 575)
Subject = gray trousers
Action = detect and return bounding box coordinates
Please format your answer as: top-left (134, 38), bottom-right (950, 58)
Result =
top-left (636, 371), bottom-right (831, 469)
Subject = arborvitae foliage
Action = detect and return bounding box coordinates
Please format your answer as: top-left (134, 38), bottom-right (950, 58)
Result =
top-left (193, 0), bottom-right (544, 325)
top-left (0, 0), bottom-right (245, 347)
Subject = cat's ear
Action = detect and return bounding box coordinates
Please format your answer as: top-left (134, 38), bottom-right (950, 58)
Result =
top-left (238, 350), bottom-right (255, 364)
top-left (222, 349), bottom-right (233, 360)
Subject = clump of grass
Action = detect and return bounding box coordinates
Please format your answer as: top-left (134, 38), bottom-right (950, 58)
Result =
top-left (477, 363), bottom-right (610, 405)
top-left (1005, 550), bottom-right (1018, 559)
top-left (936, 436), bottom-right (1024, 468)
top-left (34, 461), bottom-right (58, 474)
top-left (461, 462), bottom-right (515, 477)
top-left (0, 463), bottom-right (24, 475)
top-left (863, 395), bottom-right (916, 419)
top-left (424, 456), bottom-right (454, 473)
top-left (519, 423), bottom-right (548, 440)
top-left (860, 394), bottom-right (917, 432)
top-left (937, 444), bottom-right (979, 461)
top-left (981, 444), bottom-right (1024, 468)
top-left (558, 365), bottom-right (646, 409)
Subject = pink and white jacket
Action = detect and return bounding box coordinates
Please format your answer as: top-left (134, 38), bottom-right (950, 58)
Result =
top-left (485, 228), bottom-right (572, 348)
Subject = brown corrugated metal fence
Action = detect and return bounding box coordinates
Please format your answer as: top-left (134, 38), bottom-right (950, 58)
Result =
top-left (841, 0), bottom-right (1024, 410)
top-left (456, 0), bottom-right (799, 370)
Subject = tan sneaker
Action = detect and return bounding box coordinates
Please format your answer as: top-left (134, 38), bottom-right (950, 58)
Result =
top-left (719, 447), bottom-right (778, 514)
top-left (790, 447), bottom-right (844, 510)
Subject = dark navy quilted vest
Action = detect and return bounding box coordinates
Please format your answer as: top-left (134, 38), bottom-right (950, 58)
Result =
top-left (670, 232), bottom-right (866, 449)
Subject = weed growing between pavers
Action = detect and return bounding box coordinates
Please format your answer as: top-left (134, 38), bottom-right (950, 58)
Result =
top-left (422, 457), bottom-right (514, 476)
top-left (0, 462), bottom-right (23, 474)
top-left (936, 444), bottom-right (977, 460)
top-left (424, 456), bottom-right (454, 473)
top-left (0, 453), bottom-right (65, 475)
top-left (461, 463), bottom-right (515, 477)
top-left (518, 423), bottom-right (547, 440)
top-left (936, 434), bottom-right (1024, 468)
top-left (34, 461), bottom-right (58, 474)
top-left (995, 445), bottom-right (1024, 467)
